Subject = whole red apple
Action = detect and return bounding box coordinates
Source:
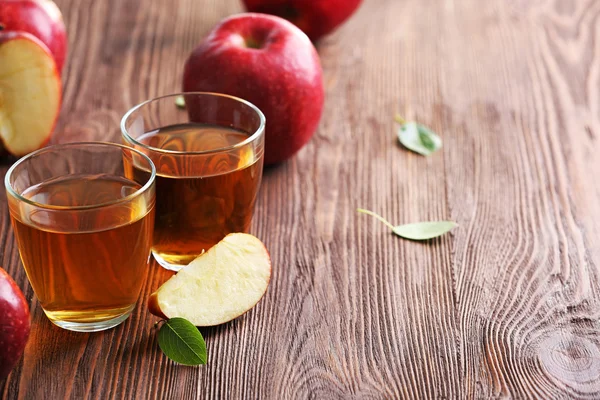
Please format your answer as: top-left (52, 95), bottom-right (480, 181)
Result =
top-left (241, 0), bottom-right (362, 42)
top-left (0, 0), bottom-right (67, 72)
top-left (0, 267), bottom-right (30, 380)
top-left (183, 13), bottom-right (324, 165)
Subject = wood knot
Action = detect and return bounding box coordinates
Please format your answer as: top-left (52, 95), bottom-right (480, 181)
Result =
top-left (537, 331), bottom-right (600, 388)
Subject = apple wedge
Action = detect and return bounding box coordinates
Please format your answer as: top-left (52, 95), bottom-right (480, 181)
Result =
top-left (148, 233), bottom-right (271, 326)
top-left (0, 31), bottom-right (61, 157)
top-left (0, 0), bottom-right (68, 72)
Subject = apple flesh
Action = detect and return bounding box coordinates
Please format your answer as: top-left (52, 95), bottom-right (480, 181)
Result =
top-left (148, 233), bottom-right (271, 326)
top-left (183, 13), bottom-right (324, 165)
top-left (0, 267), bottom-right (30, 380)
top-left (0, 0), bottom-right (67, 72)
top-left (0, 31), bottom-right (61, 157)
top-left (242, 0), bottom-right (362, 42)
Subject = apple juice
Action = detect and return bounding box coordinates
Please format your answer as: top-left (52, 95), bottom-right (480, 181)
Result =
top-left (125, 123), bottom-right (263, 269)
top-left (8, 175), bottom-right (154, 325)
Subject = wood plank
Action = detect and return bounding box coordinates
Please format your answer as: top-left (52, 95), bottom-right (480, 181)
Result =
top-left (1, 0), bottom-right (600, 398)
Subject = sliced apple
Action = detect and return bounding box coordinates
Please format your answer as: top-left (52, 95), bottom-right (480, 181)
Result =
top-left (0, 31), bottom-right (61, 157)
top-left (149, 233), bottom-right (271, 326)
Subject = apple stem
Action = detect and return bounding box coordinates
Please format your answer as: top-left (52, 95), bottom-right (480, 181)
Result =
top-left (244, 37), bottom-right (262, 49)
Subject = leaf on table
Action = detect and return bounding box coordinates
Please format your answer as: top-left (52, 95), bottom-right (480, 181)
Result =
top-left (158, 317), bottom-right (207, 366)
top-left (395, 115), bottom-right (442, 156)
top-left (357, 208), bottom-right (457, 240)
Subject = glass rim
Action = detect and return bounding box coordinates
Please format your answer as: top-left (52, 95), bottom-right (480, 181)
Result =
top-left (4, 141), bottom-right (157, 212)
top-left (120, 92), bottom-right (266, 156)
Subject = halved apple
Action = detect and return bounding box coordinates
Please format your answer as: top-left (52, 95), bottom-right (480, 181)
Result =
top-left (0, 31), bottom-right (61, 157)
top-left (148, 233), bottom-right (271, 326)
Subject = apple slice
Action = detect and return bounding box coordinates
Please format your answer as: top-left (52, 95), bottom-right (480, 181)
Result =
top-left (148, 233), bottom-right (271, 326)
top-left (0, 31), bottom-right (61, 157)
top-left (0, 0), bottom-right (68, 73)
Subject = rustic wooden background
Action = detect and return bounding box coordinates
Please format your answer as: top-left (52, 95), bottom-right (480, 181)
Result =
top-left (2, 0), bottom-right (600, 398)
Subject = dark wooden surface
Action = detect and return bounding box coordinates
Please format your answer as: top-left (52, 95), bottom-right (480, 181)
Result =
top-left (2, 0), bottom-right (600, 398)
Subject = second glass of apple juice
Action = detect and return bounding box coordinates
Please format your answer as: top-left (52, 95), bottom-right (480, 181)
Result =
top-left (121, 92), bottom-right (266, 271)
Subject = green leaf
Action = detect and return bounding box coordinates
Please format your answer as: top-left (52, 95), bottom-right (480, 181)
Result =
top-left (396, 119), bottom-right (442, 156)
top-left (357, 208), bottom-right (457, 240)
top-left (158, 317), bottom-right (207, 366)
top-left (392, 221), bottom-right (457, 240)
top-left (175, 95), bottom-right (186, 109)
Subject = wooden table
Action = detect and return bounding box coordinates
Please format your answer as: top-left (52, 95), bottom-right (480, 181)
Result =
top-left (2, 0), bottom-right (600, 398)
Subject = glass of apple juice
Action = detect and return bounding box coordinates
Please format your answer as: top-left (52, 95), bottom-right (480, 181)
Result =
top-left (5, 142), bottom-right (156, 332)
top-left (121, 92), bottom-right (266, 271)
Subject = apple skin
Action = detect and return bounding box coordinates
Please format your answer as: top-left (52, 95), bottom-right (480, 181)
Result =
top-left (147, 295), bottom-right (167, 320)
top-left (183, 13), bottom-right (324, 165)
top-left (241, 0), bottom-right (362, 42)
top-left (0, 267), bottom-right (30, 380)
top-left (0, 0), bottom-right (67, 72)
top-left (0, 31), bottom-right (61, 157)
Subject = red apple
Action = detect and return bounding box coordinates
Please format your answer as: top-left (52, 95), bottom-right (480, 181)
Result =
top-left (183, 13), bottom-right (324, 165)
top-left (241, 0), bottom-right (362, 42)
top-left (0, 267), bottom-right (30, 380)
top-left (0, 0), bottom-right (67, 72)
top-left (0, 31), bottom-right (61, 157)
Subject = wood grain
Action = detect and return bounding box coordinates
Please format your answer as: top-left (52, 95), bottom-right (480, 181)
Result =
top-left (2, 0), bottom-right (600, 398)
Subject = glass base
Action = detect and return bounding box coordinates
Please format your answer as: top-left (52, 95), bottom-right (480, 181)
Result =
top-left (153, 250), bottom-right (200, 271)
top-left (45, 306), bottom-right (134, 332)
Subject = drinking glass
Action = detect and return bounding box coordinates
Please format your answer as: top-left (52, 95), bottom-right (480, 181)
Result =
top-left (5, 142), bottom-right (156, 332)
top-left (121, 92), bottom-right (265, 271)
